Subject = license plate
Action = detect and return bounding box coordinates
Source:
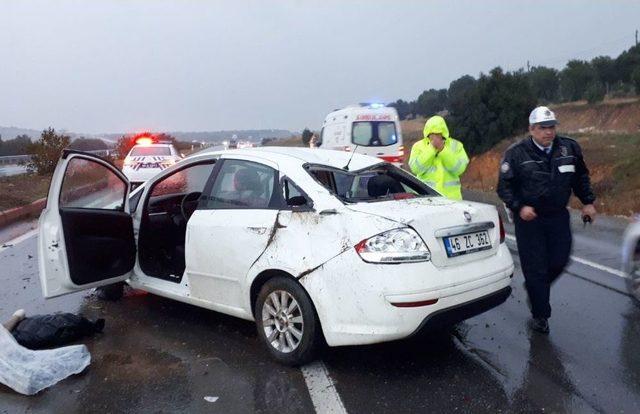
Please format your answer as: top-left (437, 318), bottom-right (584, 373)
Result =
top-left (140, 162), bottom-right (159, 169)
top-left (443, 230), bottom-right (491, 257)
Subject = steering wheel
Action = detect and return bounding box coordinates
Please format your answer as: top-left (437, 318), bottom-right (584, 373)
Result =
top-left (180, 191), bottom-right (202, 221)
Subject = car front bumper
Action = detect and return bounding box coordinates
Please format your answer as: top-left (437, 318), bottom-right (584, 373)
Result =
top-left (300, 244), bottom-right (514, 347)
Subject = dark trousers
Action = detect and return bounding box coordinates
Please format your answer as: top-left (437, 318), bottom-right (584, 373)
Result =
top-left (514, 209), bottom-right (572, 319)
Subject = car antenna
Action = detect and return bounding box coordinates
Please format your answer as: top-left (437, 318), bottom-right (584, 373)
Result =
top-left (343, 145), bottom-right (359, 171)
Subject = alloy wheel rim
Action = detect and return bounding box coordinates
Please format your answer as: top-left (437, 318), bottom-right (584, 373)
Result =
top-left (262, 290), bottom-right (304, 353)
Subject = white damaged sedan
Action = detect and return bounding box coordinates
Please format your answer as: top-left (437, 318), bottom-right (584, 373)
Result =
top-left (38, 147), bottom-right (514, 365)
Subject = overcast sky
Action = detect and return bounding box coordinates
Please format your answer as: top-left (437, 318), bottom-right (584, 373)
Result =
top-left (1, 0), bottom-right (639, 134)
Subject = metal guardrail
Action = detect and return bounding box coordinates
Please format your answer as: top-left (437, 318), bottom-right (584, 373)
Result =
top-left (0, 149), bottom-right (115, 166)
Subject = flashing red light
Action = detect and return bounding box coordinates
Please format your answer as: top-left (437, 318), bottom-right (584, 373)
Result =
top-left (499, 216), bottom-right (506, 243)
top-left (136, 137), bottom-right (153, 146)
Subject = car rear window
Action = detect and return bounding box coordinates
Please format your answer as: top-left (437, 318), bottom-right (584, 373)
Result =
top-left (129, 146), bottom-right (171, 156)
top-left (306, 164), bottom-right (437, 203)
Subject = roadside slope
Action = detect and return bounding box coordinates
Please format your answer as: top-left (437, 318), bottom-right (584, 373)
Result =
top-left (406, 99), bottom-right (640, 216)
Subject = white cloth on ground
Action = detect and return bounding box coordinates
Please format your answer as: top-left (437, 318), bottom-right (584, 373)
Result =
top-left (0, 324), bottom-right (91, 395)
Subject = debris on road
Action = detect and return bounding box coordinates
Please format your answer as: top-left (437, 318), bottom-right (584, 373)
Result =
top-left (0, 323), bottom-right (91, 395)
top-left (12, 312), bottom-right (105, 349)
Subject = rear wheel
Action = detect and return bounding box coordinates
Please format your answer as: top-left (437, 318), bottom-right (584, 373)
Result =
top-left (255, 277), bottom-right (319, 366)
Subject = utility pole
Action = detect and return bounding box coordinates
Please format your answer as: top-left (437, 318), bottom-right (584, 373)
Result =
top-left (527, 60), bottom-right (530, 72)
top-left (636, 29), bottom-right (638, 46)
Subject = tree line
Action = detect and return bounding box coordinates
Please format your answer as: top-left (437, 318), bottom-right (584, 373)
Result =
top-left (389, 44), bottom-right (640, 155)
top-left (0, 133), bottom-right (108, 156)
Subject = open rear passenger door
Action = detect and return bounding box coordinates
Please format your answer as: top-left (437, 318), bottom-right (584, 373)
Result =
top-left (38, 150), bottom-right (136, 298)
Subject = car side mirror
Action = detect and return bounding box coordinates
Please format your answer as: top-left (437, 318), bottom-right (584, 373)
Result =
top-left (287, 196), bottom-right (307, 207)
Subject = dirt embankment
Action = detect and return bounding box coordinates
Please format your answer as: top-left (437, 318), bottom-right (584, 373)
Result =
top-left (552, 98), bottom-right (640, 134)
top-left (462, 99), bottom-right (640, 216)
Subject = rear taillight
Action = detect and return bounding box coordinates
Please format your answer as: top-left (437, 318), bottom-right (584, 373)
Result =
top-left (499, 216), bottom-right (505, 243)
top-left (355, 228), bottom-right (430, 263)
top-left (398, 145), bottom-right (405, 157)
top-left (379, 155), bottom-right (403, 163)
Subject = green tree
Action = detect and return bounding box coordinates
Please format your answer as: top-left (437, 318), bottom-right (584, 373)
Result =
top-left (301, 128), bottom-right (313, 146)
top-left (448, 67), bottom-right (535, 155)
top-left (388, 99), bottom-right (413, 120)
top-left (631, 67), bottom-right (640, 95)
top-left (585, 81), bottom-right (606, 104)
top-left (448, 75), bottom-right (477, 105)
top-left (527, 66), bottom-right (560, 102)
top-left (415, 88), bottom-right (448, 117)
top-left (560, 60), bottom-right (597, 101)
top-left (614, 44), bottom-right (640, 83)
top-left (0, 134), bottom-right (33, 156)
top-left (591, 55), bottom-right (617, 93)
top-left (27, 128), bottom-right (71, 175)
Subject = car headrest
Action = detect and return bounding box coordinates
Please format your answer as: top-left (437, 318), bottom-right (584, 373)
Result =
top-left (233, 168), bottom-right (262, 192)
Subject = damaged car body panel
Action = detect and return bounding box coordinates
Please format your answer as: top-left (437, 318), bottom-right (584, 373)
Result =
top-left (38, 147), bottom-right (514, 364)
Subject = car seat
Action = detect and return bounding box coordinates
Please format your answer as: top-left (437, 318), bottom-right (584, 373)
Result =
top-left (367, 174), bottom-right (404, 197)
top-left (233, 168), bottom-right (267, 208)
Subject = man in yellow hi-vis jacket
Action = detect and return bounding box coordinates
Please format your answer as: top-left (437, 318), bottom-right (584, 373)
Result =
top-left (409, 115), bottom-right (469, 200)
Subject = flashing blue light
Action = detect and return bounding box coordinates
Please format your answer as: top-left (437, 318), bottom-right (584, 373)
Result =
top-left (369, 103), bottom-right (385, 109)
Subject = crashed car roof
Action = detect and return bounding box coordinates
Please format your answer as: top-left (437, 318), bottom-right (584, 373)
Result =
top-left (196, 147), bottom-right (382, 170)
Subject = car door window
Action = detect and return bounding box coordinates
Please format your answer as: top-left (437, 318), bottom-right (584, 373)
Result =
top-left (281, 178), bottom-right (312, 209)
top-left (204, 160), bottom-right (277, 209)
top-left (60, 158), bottom-right (127, 210)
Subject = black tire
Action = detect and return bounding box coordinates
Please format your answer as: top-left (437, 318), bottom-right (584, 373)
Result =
top-left (255, 276), bottom-right (319, 366)
top-left (95, 282), bottom-right (125, 301)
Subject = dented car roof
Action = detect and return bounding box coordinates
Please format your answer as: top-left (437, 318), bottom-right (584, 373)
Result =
top-left (198, 147), bottom-right (382, 171)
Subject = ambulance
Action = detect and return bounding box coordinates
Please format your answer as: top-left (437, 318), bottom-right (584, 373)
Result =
top-left (319, 103), bottom-right (404, 167)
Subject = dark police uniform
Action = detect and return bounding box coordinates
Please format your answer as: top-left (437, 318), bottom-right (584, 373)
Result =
top-left (497, 135), bottom-right (595, 319)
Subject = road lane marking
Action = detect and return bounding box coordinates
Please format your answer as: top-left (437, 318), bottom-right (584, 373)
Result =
top-left (0, 229), bottom-right (38, 253)
top-left (301, 361), bottom-right (347, 414)
top-left (505, 234), bottom-right (627, 279)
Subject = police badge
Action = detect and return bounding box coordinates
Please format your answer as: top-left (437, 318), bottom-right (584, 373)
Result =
top-left (560, 146), bottom-right (568, 156)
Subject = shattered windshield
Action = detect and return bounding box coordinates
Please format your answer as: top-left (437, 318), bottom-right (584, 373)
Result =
top-left (306, 164), bottom-right (438, 203)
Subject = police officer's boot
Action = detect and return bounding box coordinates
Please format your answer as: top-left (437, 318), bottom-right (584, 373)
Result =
top-left (530, 317), bottom-right (549, 334)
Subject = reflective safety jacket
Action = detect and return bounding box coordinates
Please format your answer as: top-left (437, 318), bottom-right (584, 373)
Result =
top-left (409, 116), bottom-right (469, 200)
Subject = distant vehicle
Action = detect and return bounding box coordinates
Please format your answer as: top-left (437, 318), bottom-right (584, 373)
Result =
top-left (38, 147), bottom-right (513, 365)
top-left (237, 141), bottom-right (254, 149)
top-left (319, 103), bottom-right (404, 167)
top-left (122, 139), bottom-right (182, 186)
top-left (227, 139), bottom-right (238, 149)
top-left (623, 219), bottom-right (640, 302)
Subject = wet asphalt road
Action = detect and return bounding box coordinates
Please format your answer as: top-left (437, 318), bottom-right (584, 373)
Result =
top-left (1, 215), bottom-right (639, 413)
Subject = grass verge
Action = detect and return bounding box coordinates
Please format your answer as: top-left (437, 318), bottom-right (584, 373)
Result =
top-left (0, 173), bottom-right (52, 211)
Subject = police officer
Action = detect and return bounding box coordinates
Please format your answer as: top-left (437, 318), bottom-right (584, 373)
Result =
top-left (409, 115), bottom-right (469, 200)
top-left (497, 106), bottom-right (596, 333)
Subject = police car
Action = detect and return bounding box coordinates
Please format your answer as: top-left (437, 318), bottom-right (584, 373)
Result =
top-left (122, 139), bottom-right (182, 185)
